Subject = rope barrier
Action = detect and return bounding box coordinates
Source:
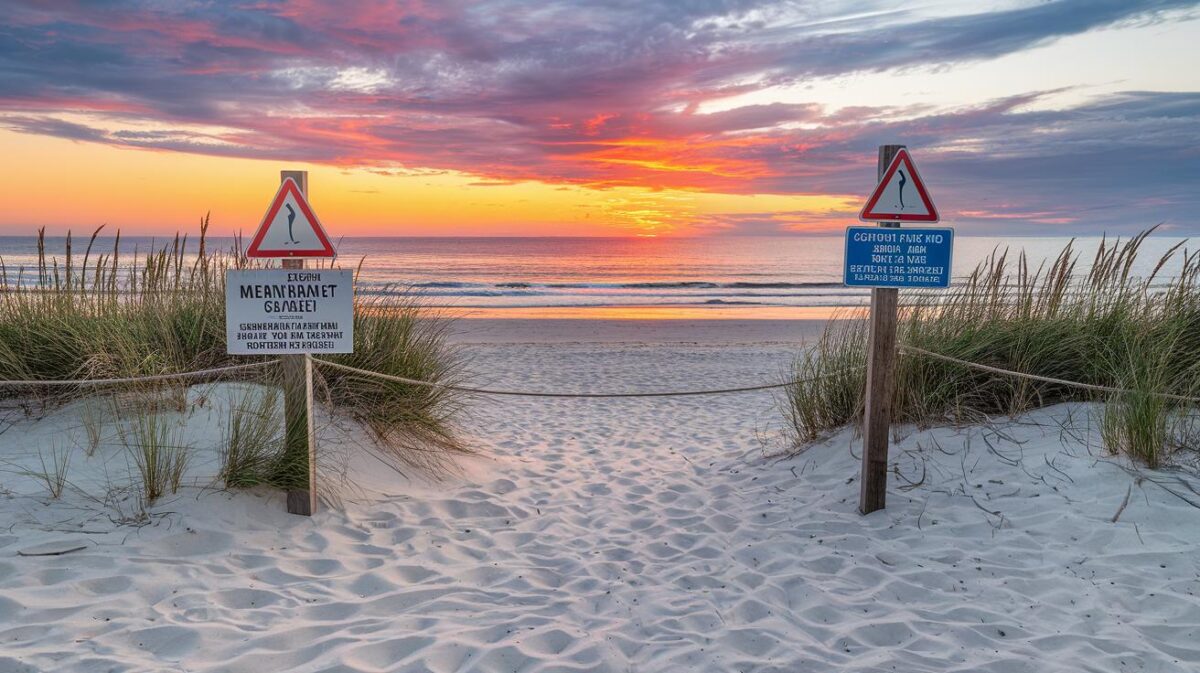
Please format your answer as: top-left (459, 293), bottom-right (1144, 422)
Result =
top-left (312, 357), bottom-right (853, 398)
top-left (3, 345), bottom-right (1178, 404)
top-left (316, 349), bottom-right (1200, 403)
top-left (899, 345), bottom-right (1200, 403)
top-left (0, 360), bottom-right (279, 387)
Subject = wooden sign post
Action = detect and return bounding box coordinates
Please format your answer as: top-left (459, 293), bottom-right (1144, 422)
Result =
top-left (231, 170), bottom-right (350, 516)
top-left (859, 145), bottom-right (903, 514)
top-left (279, 171), bottom-right (317, 516)
top-left (851, 144), bottom-right (947, 514)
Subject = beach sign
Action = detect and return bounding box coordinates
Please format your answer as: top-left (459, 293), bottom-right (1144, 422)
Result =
top-left (855, 144), bottom-right (950, 516)
top-left (246, 178), bottom-right (336, 258)
top-left (225, 269), bottom-right (354, 354)
top-left (844, 226), bottom-right (954, 288)
top-left (859, 148), bottom-right (939, 222)
top-left (234, 170), bottom-right (344, 518)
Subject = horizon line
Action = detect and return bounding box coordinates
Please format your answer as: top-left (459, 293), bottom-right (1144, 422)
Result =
top-left (0, 231), bottom-right (1192, 241)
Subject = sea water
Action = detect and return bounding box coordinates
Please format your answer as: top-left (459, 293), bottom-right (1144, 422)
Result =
top-left (0, 234), bottom-right (1190, 318)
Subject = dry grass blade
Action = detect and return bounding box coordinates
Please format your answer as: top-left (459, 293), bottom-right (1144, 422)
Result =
top-left (37, 443), bottom-right (71, 498)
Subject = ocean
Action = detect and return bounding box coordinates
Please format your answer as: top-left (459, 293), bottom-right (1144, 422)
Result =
top-left (0, 234), bottom-right (1191, 319)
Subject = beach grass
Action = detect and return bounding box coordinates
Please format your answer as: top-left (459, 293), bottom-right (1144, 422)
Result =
top-left (121, 412), bottom-right (190, 503)
top-left (787, 229), bottom-right (1200, 466)
top-left (79, 399), bottom-right (104, 456)
top-left (219, 386), bottom-right (284, 488)
top-left (0, 220), bottom-right (469, 491)
top-left (32, 443), bottom-right (71, 499)
top-left (317, 293), bottom-right (471, 475)
top-left (0, 223), bottom-right (230, 381)
top-left (785, 318), bottom-right (867, 444)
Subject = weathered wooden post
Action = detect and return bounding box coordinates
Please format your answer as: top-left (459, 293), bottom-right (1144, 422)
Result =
top-left (281, 352), bottom-right (316, 516)
top-left (859, 145), bottom-right (904, 514)
top-left (279, 170), bottom-right (318, 516)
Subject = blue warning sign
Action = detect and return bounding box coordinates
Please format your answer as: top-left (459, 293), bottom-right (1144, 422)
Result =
top-left (844, 226), bottom-right (954, 288)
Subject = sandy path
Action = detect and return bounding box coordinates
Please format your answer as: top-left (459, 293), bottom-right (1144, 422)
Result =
top-left (0, 338), bottom-right (1198, 672)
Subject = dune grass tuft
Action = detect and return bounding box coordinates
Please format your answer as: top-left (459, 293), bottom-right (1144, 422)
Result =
top-left (79, 399), bottom-right (105, 456)
top-left (786, 318), bottom-right (867, 444)
top-left (786, 229), bottom-right (1200, 466)
top-left (0, 222), bottom-right (233, 382)
top-left (122, 413), bottom-right (190, 503)
top-left (0, 219), bottom-right (469, 495)
top-left (219, 386), bottom-right (285, 488)
top-left (317, 291), bottom-right (470, 475)
top-left (35, 443), bottom-right (72, 499)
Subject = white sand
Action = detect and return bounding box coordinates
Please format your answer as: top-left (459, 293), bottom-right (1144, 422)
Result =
top-left (1, 320), bottom-right (1198, 672)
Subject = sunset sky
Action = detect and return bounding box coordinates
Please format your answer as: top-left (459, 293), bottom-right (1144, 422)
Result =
top-left (1, 1), bottom-right (1198, 237)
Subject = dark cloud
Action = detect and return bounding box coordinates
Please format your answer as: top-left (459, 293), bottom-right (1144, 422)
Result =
top-left (3, 115), bottom-right (108, 142)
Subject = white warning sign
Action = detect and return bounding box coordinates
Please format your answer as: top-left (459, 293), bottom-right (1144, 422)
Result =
top-left (226, 269), bottom-right (354, 354)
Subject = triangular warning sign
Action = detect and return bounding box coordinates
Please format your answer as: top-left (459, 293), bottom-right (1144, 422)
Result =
top-left (246, 179), bottom-right (336, 258)
top-left (859, 148), bottom-right (939, 223)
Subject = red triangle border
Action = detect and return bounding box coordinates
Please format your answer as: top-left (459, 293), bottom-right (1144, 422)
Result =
top-left (246, 179), bottom-right (337, 258)
top-left (859, 149), bottom-right (939, 223)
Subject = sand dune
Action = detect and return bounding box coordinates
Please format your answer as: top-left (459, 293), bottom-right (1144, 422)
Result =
top-left (1, 336), bottom-right (1198, 672)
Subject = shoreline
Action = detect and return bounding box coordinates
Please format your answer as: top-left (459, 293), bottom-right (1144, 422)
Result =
top-left (439, 304), bottom-right (855, 321)
top-left (448, 316), bottom-right (835, 344)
